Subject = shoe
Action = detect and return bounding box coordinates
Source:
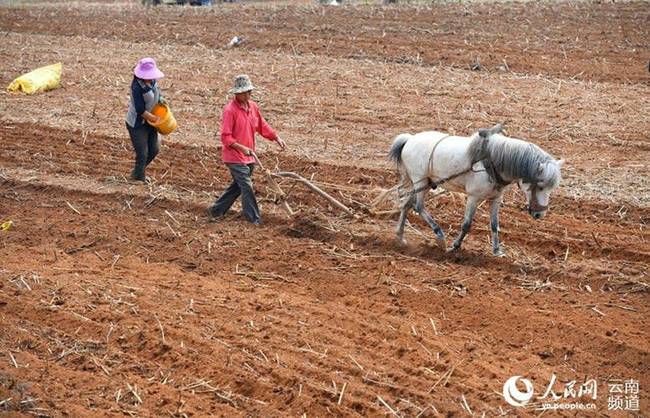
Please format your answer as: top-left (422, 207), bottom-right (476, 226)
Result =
top-left (206, 207), bottom-right (223, 221)
top-left (130, 173), bottom-right (146, 182)
top-left (251, 219), bottom-right (263, 226)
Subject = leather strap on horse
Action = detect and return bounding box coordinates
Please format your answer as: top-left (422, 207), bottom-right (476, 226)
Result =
top-left (408, 134), bottom-right (510, 196)
top-left (408, 135), bottom-right (471, 195)
top-left (410, 166), bottom-right (472, 195)
top-left (482, 157), bottom-right (510, 188)
top-left (477, 134), bottom-right (511, 188)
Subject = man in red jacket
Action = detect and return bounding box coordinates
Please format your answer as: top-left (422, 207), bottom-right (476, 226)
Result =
top-left (208, 74), bottom-right (286, 224)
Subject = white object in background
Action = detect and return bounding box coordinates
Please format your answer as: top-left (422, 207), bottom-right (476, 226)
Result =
top-left (228, 36), bottom-right (242, 48)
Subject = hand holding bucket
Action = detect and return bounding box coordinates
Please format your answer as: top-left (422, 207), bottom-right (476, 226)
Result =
top-left (149, 102), bottom-right (177, 135)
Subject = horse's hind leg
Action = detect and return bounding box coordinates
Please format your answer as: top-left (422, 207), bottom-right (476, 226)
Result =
top-left (414, 190), bottom-right (446, 250)
top-left (452, 195), bottom-right (480, 251)
top-left (396, 193), bottom-right (413, 244)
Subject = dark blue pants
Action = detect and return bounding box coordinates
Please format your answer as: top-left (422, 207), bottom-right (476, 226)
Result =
top-left (126, 123), bottom-right (159, 181)
top-left (209, 163), bottom-right (260, 224)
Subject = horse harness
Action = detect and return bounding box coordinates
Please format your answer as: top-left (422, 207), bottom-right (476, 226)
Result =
top-left (473, 135), bottom-right (549, 212)
top-left (476, 136), bottom-right (550, 212)
top-left (409, 134), bottom-right (511, 195)
top-left (405, 133), bottom-right (549, 214)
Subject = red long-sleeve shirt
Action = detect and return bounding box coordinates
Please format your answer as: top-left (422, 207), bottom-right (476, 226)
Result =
top-left (220, 99), bottom-right (278, 164)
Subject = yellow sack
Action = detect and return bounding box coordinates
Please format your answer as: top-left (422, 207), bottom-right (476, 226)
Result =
top-left (7, 63), bottom-right (62, 94)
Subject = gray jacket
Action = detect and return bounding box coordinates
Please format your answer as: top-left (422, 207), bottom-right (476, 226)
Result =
top-left (126, 78), bottom-right (161, 128)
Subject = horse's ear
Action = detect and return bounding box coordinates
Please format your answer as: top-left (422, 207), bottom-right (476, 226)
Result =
top-left (490, 123), bottom-right (504, 135)
top-left (556, 159), bottom-right (565, 168)
top-left (479, 124), bottom-right (504, 138)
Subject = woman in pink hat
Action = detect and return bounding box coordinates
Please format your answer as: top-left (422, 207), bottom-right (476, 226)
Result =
top-left (125, 57), bottom-right (166, 182)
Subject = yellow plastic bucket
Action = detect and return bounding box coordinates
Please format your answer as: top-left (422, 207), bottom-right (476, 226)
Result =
top-left (150, 103), bottom-right (177, 135)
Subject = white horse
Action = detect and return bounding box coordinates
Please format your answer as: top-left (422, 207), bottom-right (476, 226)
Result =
top-left (388, 124), bottom-right (564, 256)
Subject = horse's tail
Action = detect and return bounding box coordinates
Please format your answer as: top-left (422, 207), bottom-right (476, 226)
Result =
top-left (389, 134), bottom-right (414, 201)
top-left (388, 133), bottom-right (412, 166)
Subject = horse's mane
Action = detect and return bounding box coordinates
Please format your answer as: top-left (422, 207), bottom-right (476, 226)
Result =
top-left (467, 133), bottom-right (560, 187)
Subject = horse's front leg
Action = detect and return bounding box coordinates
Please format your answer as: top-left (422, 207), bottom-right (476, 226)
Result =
top-left (490, 195), bottom-right (505, 257)
top-left (414, 191), bottom-right (446, 251)
top-left (452, 195), bottom-right (480, 251)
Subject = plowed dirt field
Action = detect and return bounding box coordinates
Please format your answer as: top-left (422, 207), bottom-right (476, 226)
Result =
top-left (0, 1), bottom-right (648, 416)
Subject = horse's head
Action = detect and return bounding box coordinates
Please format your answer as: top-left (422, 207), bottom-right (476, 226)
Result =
top-left (517, 159), bottom-right (564, 219)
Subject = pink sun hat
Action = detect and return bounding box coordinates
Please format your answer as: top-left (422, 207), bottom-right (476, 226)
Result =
top-left (133, 57), bottom-right (164, 80)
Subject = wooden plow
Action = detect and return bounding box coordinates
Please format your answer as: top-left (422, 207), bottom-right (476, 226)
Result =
top-left (253, 152), bottom-right (356, 218)
top-left (252, 153), bottom-right (434, 219)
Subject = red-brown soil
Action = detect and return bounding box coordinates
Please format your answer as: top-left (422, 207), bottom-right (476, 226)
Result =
top-left (0, 1), bottom-right (648, 417)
